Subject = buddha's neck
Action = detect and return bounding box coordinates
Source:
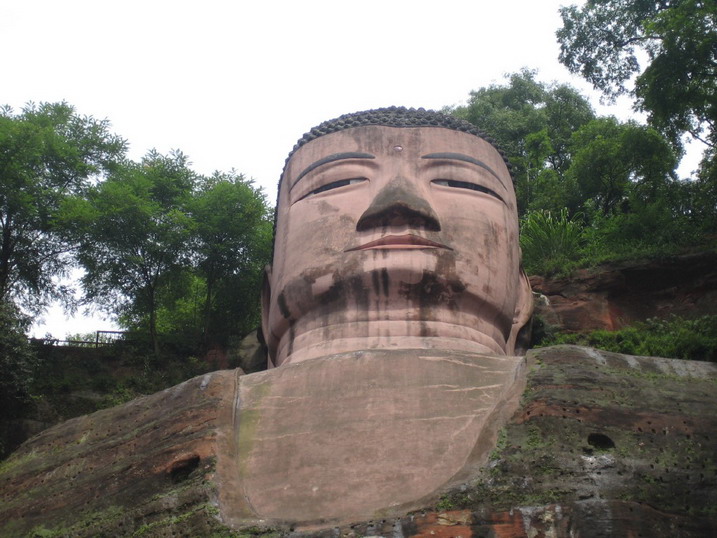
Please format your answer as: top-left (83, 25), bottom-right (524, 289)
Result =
top-left (270, 318), bottom-right (508, 367)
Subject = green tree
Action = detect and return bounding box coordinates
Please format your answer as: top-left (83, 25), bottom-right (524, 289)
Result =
top-left (188, 172), bottom-right (272, 343)
top-left (0, 300), bottom-right (38, 456)
top-left (450, 70), bottom-right (595, 213)
top-left (0, 102), bottom-right (125, 312)
top-left (567, 117), bottom-right (677, 215)
top-left (692, 149), bottom-right (717, 232)
top-left (64, 150), bottom-right (194, 356)
top-left (557, 0), bottom-right (717, 150)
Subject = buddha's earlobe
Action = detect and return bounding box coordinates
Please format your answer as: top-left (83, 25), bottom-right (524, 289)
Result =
top-left (506, 269), bottom-right (534, 355)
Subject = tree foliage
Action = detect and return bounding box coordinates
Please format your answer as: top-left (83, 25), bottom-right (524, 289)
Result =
top-left (520, 209), bottom-right (584, 275)
top-left (0, 102), bottom-right (125, 312)
top-left (557, 0), bottom-right (717, 149)
top-left (568, 117), bottom-right (677, 214)
top-left (64, 150), bottom-right (195, 356)
top-left (63, 151), bottom-right (273, 355)
top-left (188, 172), bottom-right (272, 342)
top-left (0, 301), bottom-right (38, 426)
top-left (451, 71), bottom-right (713, 275)
top-left (450, 70), bottom-right (595, 213)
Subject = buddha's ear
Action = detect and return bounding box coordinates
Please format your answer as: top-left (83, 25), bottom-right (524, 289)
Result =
top-left (506, 269), bottom-right (534, 356)
top-left (261, 264), bottom-right (274, 367)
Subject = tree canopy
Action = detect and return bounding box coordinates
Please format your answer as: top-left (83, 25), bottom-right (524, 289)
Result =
top-left (450, 70), bottom-right (596, 213)
top-left (188, 172), bottom-right (273, 342)
top-left (568, 117), bottom-right (677, 215)
top-left (63, 150), bottom-right (195, 355)
top-left (0, 102), bottom-right (126, 312)
top-left (63, 151), bottom-right (272, 355)
top-left (557, 0), bottom-right (717, 150)
top-left (450, 71), bottom-right (711, 275)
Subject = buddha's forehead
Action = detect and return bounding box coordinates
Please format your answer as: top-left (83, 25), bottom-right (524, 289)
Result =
top-left (282, 125), bottom-right (510, 184)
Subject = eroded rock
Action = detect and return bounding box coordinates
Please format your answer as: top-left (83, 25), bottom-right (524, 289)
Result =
top-left (531, 251), bottom-right (717, 333)
top-left (2, 346), bottom-right (716, 537)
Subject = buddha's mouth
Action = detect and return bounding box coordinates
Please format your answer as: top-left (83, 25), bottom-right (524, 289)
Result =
top-left (346, 234), bottom-right (451, 251)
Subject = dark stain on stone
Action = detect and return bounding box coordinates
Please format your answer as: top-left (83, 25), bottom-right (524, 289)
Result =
top-left (277, 293), bottom-right (291, 319)
top-left (371, 270), bottom-right (380, 295)
top-left (317, 274), bottom-right (370, 314)
top-left (287, 321), bottom-right (295, 357)
top-left (449, 280), bottom-right (466, 293)
top-left (318, 279), bottom-right (345, 306)
top-left (399, 270), bottom-right (463, 312)
top-left (381, 268), bottom-right (390, 296)
top-left (419, 320), bottom-right (432, 337)
top-left (351, 275), bottom-right (370, 312)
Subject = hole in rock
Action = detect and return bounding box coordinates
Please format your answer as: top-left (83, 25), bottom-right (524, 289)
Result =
top-left (587, 433), bottom-right (615, 450)
top-left (169, 455), bottom-right (200, 483)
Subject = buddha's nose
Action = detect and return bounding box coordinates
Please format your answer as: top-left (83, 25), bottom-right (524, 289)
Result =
top-left (356, 178), bottom-right (440, 232)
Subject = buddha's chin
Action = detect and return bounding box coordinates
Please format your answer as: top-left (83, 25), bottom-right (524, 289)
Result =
top-left (267, 283), bottom-right (513, 367)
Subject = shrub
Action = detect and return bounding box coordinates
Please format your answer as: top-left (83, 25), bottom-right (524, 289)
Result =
top-left (520, 209), bottom-right (584, 275)
top-left (539, 315), bottom-right (717, 362)
top-left (0, 302), bottom-right (38, 418)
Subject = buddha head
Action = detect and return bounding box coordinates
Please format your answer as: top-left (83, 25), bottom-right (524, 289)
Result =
top-left (262, 107), bottom-right (533, 367)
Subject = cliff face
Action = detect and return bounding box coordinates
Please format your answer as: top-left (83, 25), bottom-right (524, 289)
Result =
top-left (0, 370), bottom-right (234, 537)
top-left (530, 251), bottom-right (717, 333)
top-left (2, 346), bottom-right (716, 537)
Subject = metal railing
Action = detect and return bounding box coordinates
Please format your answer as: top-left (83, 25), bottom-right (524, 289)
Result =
top-left (30, 330), bottom-right (130, 348)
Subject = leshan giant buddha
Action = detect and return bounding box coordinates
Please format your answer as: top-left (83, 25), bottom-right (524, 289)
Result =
top-left (215, 108), bottom-right (535, 524)
top-left (262, 107), bottom-right (533, 366)
top-left (0, 108), bottom-right (543, 534)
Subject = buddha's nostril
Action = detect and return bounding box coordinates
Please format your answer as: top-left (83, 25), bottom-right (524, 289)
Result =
top-left (356, 179), bottom-right (441, 232)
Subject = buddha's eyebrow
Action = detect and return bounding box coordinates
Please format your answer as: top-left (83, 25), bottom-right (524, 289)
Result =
top-left (421, 152), bottom-right (505, 186)
top-left (292, 152), bottom-right (375, 189)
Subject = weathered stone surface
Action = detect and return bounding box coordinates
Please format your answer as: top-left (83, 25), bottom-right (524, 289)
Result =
top-left (0, 350), bottom-right (524, 536)
top-left (219, 349), bottom-right (525, 527)
top-left (2, 346), bottom-right (716, 537)
top-left (0, 369), bottom-right (239, 537)
top-left (232, 329), bottom-right (267, 373)
top-left (265, 120), bottom-right (533, 367)
top-left (531, 251), bottom-right (717, 332)
top-left (321, 345), bottom-right (717, 537)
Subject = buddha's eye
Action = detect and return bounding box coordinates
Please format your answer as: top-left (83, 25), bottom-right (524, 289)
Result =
top-left (432, 179), bottom-right (504, 204)
top-left (301, 177), bottom-right (366, 200)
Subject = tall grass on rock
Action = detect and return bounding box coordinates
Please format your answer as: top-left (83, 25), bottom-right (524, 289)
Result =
top-left (540, 315), bottom-right (717, 363)
top-left (520, 209), bottom-right (584, 276)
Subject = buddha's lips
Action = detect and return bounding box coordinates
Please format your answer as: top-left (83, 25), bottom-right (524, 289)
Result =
top-left (346, 234), bottom-right (451, 251)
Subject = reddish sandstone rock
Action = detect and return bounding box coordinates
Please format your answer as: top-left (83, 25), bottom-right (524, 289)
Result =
top-left (2, 346), bottom-right (716, 537)
top-left (316, 346), bottom-right (717, 538)
top-left (220, 350), bottom-right (525, 527)
top-left (0, 350), bottom-right (525, 536)
top-left (0, 370), bottom-right (238, 536)
top-left (530, 251), bottom-right (717, 332)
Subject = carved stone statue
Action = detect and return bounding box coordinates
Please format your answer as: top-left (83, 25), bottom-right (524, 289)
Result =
top-left (263, 107), bottom-right (533, 366)
top-left (214, 109), bottom-right (534, 523)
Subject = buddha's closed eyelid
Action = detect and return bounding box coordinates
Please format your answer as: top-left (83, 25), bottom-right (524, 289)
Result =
top-left (291, 152), bottom-right (376, 190)
top-left (432, 179), bottom-right (506, 204)
top-left (296, 177), bottom-right (367, 201)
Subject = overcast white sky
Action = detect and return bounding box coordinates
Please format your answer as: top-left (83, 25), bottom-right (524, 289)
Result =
top-left (1, 0), bottom-right (702, 337)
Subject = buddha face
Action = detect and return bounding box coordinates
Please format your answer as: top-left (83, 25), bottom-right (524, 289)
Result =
top-left (263, 125), bottom-right (532, 366)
